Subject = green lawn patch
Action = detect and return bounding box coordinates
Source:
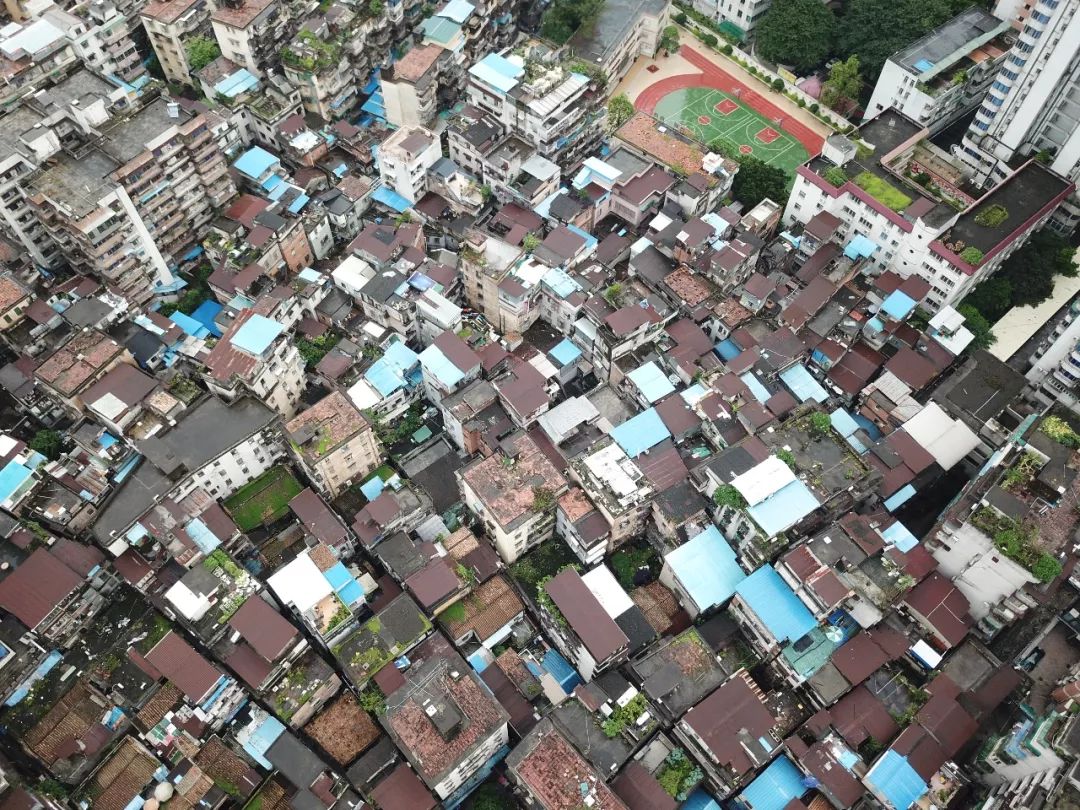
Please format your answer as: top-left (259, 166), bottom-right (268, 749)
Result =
top-left (224, 465), bottom-right (303, 531)
top-left (853, 172), bottom-right (912, 211)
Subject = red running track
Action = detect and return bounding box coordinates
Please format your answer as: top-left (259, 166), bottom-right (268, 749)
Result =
top-left (635, 44), bottom-right (825, 155)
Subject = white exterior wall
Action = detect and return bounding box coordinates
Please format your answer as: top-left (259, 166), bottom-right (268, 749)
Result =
top-left (176, 429), bottom-right (285, 501)
top-left (432, 724), bottom-right (509, 798)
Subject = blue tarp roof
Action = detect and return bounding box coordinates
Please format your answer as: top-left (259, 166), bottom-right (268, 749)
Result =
top-left (233, 146), bottom-right (278, 179)
top-left (468, 53), bottom-right (523, 94)
top-left (214, 68), bottom-right (259, 97)
top-left (741, 372), bottom-right (771, 404)
top-left (549, 338), bottom-right (582, 367)
top-left (418, 344), bottom-right (465, 389)
top-left (779, 364), bottom-right (828, 403)
top-left (190, 300), bottom-right (224, 337)
top-left (736, 566), bottom-right (818, 644)
top-left (681, 790), bottom-right (721, 810)
top-left (845, 233), bottom-right (878, 259)
top-left (628, 361), bottom-right (676, 403)
top-left (261, 173), bottom-right (283, 191)
top-left (665, 526), bottom-right (746, 610)
top-left (738, 755), bottom-right (807, 810)
top-left (866, 751), bottom-right (928, 809)
top-left (0, 461), bottom-right (33, 505)
top-left (715, 338), bottom-right (741, 361)
top-left (185, 518), bottom-right (221, 554)
top-left (542, 267), bottom-right (582, 299)
top-left (611, 408), bottom-right (671, 458)
top-left (831, 408), bottom-right (869, 454)
top-left (882, 290), bottom-right (917, 321)
top-left (746, 479), bottom-right (820, 538)
top-left (884, 484), bottom-right (917, 511)
top-left (231, 314), bottom-right (283, 354)
top-left (360, 475), bottom-right (385, 501)
top-left (372, 185), bottom-right (411, 213)
top-left (365, 341), bottom-right (420, 396)
top-left (881, 521), bottom-right (918, 552)
top-left (169, 311), bottom-right (209, 339)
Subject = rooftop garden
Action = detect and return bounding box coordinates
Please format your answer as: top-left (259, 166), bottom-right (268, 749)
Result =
top-left (970, 506), bottom-right (1062, 583)
top-left (334, 609), bottom-right (432, 685)
top-left (509, 534), bottom-right (577, 589)
top-left (601, 693), bottom-right (651, 738)
top-left (852, 171), bottom-right (912, 211)
top-left (656, 748), bottom-right (704, 800)
top-left (974, 204), bottom-right (1009, 228)
top-left (281, 31), bottom-right (342, 72)
top-left (167, 374), bottom-right (202, 404)
top-left (224, 465), bottom-right (303, 531)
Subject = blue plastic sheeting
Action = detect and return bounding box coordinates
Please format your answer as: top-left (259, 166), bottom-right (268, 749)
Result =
top-left (190, 300), bottom-right (224, 337)
top-left (881, 521), bottom-right (918, 552)
top-left (231, 314), bottom-right (284, 355)
top-left (242, 715), bottom-right (286, 770)
top-left (747, 479), bottom-right (820, 538)
top-left (853, 412), bottom-right (882, 440)
top-left (736, 566), bottom-right (818, 644)
top-left (169, 311), bottom-right (210, 339)
top-left (542, 648), bottom-right (582, 693)
top-left (739, 755), bottom-right (807, 810)
top-left (845, 234), bottom-right (878, 259)
top-left (99, 432), bottom-right (118, 449)
top-left (681, 789), bottom-right (721, 810)
top-left (418, 343), bottom-right (465, 389)
top-left (611, 408), bottom-right (671, 458)
top-left (715, 338), bottom-right (741, 360)
top-left (628, 361), bottom-right (676, 403)
top-left (831, 408), bottom-right (869, 454)
top-left (867, 317), bottom-right (884, 333)
top-left (469, 53), bottom-right (523, 94)
top-left (0, 461), bottom-right (33, 505)
top-left (261, 173), bottom-right (283, 191)
top-left (838, 748), bottom-right (860, 770)
top-left (741, 372), bottom-right (771, 404)
top-left (467, 649), bottom-right (489, 672)
top-left (542, 267), bottom-right (582, 299)
top-left (866, 751), bottom-right (928, 810)
top-left (549, 338), bottom-right (582, 367)
top-left (882, 290), bottom-right (917, 321)
top-left (182, 245), bottom-right (205, 261)
top-left (372, 185), bottom-right (411, 213)
top-left (5, 650), bottom-right (62, 706)
top-left (884, 484), bottom-right (917, 511)
top-left (324, 562), bottom-right (352, 590)
top-left (233, 146), bottom-right (278, 179)
top-left (360, 475), bottom-right (385, 501)
top-left (185, 518), bottom-right (221, 555)
top-left (338, 580), bottom-right (364, 605)
top-left (780, 364), bottom-right (828, 403)
top-left (665, 526), bottom-right (746, 611)
top-left (914, 58), bottom-right (935, 72)
top-left (287, 194), bottom-right (310, 214)
top-left (366, 341), bottom-right (420, 396)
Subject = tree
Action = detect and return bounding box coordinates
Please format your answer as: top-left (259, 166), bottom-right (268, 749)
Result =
top-left (185, 36), bottom-right (220, 73)
top-left (29, 429), bottom-right (63, 460)
top-left (731, 157), bottom-right (788, 208)
top-left (962, 277), bottom-right (1012, 323)
top-left (522, 233), bottom-right (540, 252)
top-left (607, 94), bottom-right (635, 131)
top-left (754, 0), bottom-right (835, 73)
top-left (835, 0), bottom-right (954, 78)
top-left (701, 33), bottom-right (718, 47)
top-left (821, 55), bottom-right (862, 113)
top-left (540, 0), bottom-right (604, 45)
top-left (957, 304), bottom-right (996, 350)
top-left (998, 229), bottom-right (1078, 308)
top-left (658, 25), bottom-right (680, 55)
top-left (809, 411), bottom-right (832, 437)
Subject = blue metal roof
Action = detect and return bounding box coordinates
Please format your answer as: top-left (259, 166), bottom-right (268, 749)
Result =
top-left (419, 343), bottom-right (465, 389)
top-left (736, 566), bottom-right (818, 644)
top-left (360, 475), bottom-right (385, 501)
top-left (214, 68), bottom-right (259, 97)
top-left (439, 0), bottom-right (474, 22)
top-left (881, 521), bottom-right (918, 552)
top-left (741, 372), bottom-right (771, 404)
top-left (715, 338), bottom-right (741, 361)
top-left (884, 484), bottom-right (917, 511)
top-left (365, 341), bottom-right (420, 396)
top-left (233, 146), bottom-right (278, 179)
top-left (185, 518), bottom-right (221, 555)
top-left (231, 314), bottom-right (284, 355)
top-left (542, 267), bottom-right (582, 299)
top-left (468, 53), bottom-right (523, 94)
top-left (779, 363), bottom-right (828, 403)
top-left (844, 234), bottom-right (878, 259)
top-left (611, 408), bottom-right (671, 458)
top-left (866, 751), bottom-right (928, 809)
top-left (665, 526), bottom-right (746, 611)
top-left (324, 562), bottom-right (352, 590)
top-left (549, 338), bottom-right (582, 367)
top-left (746, 479), bottom-right (820, 537)
top-left (628, 361), bottom-right (676, 403)
top-left (372, 185), bottom-right (411, 213)
top-left (882, 290), bottom-right (917, 321)
top-left (830, 408), bottom-right (869, 454)
top-left (0, 461), bottom-right (33, 506)
top-left (261, 173), bottom-right (283, 192)
top-left (190, 300), bottom-right (224, 337)
top-left (681, 789), bottom-right (721, 810)
top-left (738, 755), bottom-right (807, 810)
top-left (169, 311), bottom-right (209, 339)
top-left (241, 715), bottom-right (285, 770)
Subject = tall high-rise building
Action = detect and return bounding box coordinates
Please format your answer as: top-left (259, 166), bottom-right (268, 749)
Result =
top-left (956, 0), bottom-right (1080, 231)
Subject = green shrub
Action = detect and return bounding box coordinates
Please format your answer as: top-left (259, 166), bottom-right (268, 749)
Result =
top-left (771, 77), bottom-right (784, 91)
top-left (823, 166), bottom-right (847, 187)
top-left (701, 33), bottom-right (718, 47)
top-left (713, 484), bottom-right (747, 509)
top-left (960, 246), bottom-right (984, 265)
top-left (974, 204), bottom-right (1009, 228)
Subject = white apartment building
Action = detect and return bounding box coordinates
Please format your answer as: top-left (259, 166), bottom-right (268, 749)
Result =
top-left (570, 0), bottom-right (668, 82)
top-left (283, 390), bottom-right (382, 498)
top-left (43, 2), bottom-right (146, 88)
top-left (141, 0), bottom-right (214, 85)
top-left (380, 42), bottom-right (444, 128)
top-left (784, 111), bottom-right (1073, 313)
top-left (0, 18), bottom-right (78, 109)
top-left (376, 126), bottom-right (442, 205)
top-left (211, 0), bottom-right (289, 77)
top-left (1025, 297), bottom-right (1080, 413)
top-left (957, 0), bottom-right (1080, 231)
top-left (865, 7), bottom-right (1013, 134)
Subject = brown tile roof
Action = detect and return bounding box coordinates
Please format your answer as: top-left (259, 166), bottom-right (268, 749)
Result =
top-left (630, 581), bottom-right (682, 634)
top-left (211, 0), bottom-right (273, 27)
top-left (229, 596), bottom-right (298, 662)
top-left (34, 331), bottom-right (123, 396)
top-left (303, 693), bottom-right (380, 765)
top-left (25, 681), bottom-right (110, 764)
top-left (682, 672), bottom-right (775, 775)
top-left (616, 112), bottom-right (704, 175)
top-left (145, 631), bottom-right (224, 702)
top-left (545, 568), bottom-right (628, 662)
top-left (0, 274), bottom-right (28, 313)
top-left (224, 643), bottom-right (273, 689)
top-left (460, 433), bottom-right (566, 529)
top-left (135, 683), bottom-right (182, 730)
top-left (495, 648), bottom-right (541, 699)
top-left (284, 390), bottom-right (368, 465)
top-left (194, 736), bottom-right (262, 798)
top-left (87, 737), bottom-right (159, 810)
top-left (369, 763), bottom-right (435, 810)
top-left (140, 0), bottom-right (202, 23)
top-left (441, 575), bottom-right (523, 643)
top-left (664, 268), bottom-right (711, 307)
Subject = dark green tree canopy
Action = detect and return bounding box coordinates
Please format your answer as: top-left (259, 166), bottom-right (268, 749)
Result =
top-left (731, 157), bottom-right (788, 208)
top-left (835, 0), bottom-right (955, 78)
top-left (755, 0), bottom-right (835, 73)
top-left (540, 0), bottom-right (604, 45)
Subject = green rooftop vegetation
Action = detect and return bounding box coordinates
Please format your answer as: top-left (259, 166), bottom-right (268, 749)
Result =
top-left (852, 171), bottom-right (912, 211)
top-left (974, 204), bottom-right (1009, 228)
top-left (970, 506), bottom-right (1062, 583)
top-left (281, 31), bottom-right (342, 72)
top-left (224, 465), bottom-right (303, 531)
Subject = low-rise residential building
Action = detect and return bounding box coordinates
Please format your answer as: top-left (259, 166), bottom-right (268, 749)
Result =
top-left (140, 0), bottom-right (214, 85)
top-left (284, 390), bottom-right (381, 498)
top-left (376, 126), bottom-right (442, 205)
top-left (540, 567), bottom-right (630, 682)
top-left (380, 43), bottom-right (446, 127)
